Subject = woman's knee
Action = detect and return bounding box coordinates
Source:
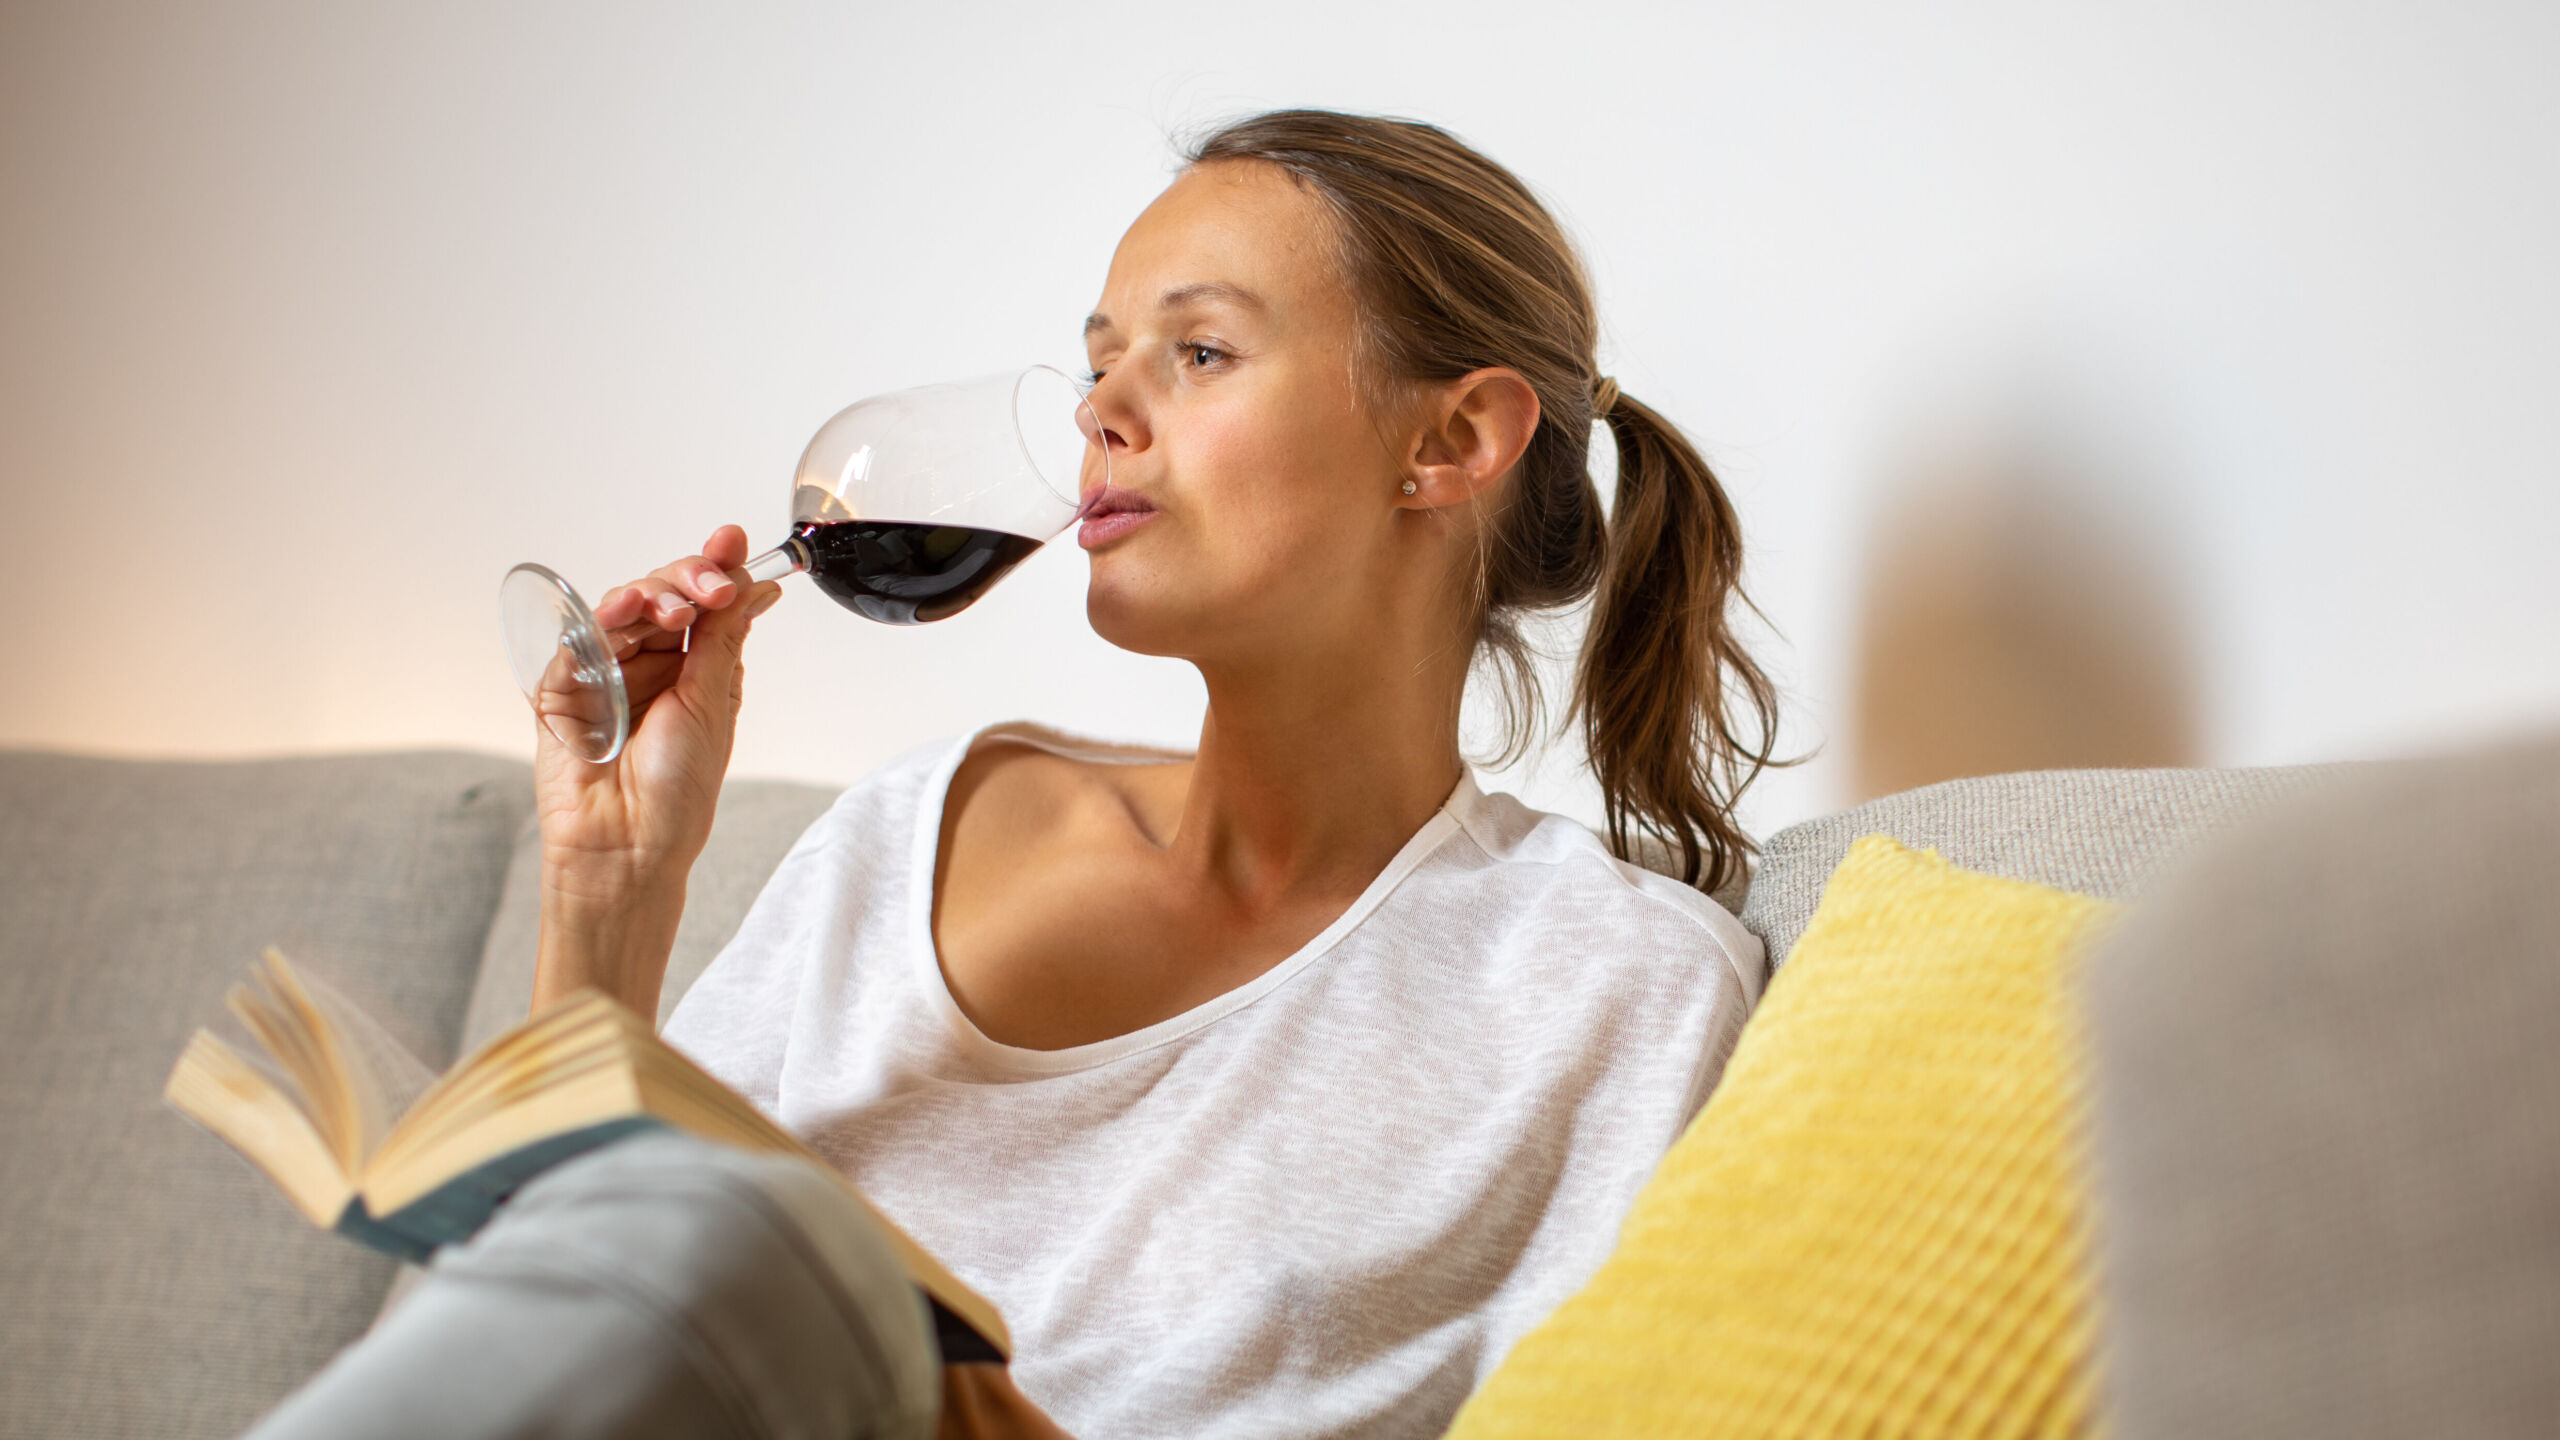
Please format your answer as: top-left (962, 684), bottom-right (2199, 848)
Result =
top-left (261, 1131), bottom-right (941, 1440)
top-left (468, 1131), bottom-right (942, 1435)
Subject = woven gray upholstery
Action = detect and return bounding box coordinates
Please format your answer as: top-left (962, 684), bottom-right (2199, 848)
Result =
top-left (1739, 765), bottom-right (2340, 967)
top-left (0, 751), bottom-right (532, 1440)
top-left (459, 778), bottom-right (841, 1052)
top-left (2087, 735), bottom-right (2560, 1437)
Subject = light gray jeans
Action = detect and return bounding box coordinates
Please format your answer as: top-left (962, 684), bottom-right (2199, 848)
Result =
top-left (244, 1133), bottom-right (942, 1440)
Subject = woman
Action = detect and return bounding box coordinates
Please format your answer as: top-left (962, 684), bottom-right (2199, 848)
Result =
top-left (536, 110), bottom-right (1778, 1437)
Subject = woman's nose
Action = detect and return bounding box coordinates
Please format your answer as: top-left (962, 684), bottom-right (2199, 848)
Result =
top-left (1081, 370), bottom-right (1145, 458)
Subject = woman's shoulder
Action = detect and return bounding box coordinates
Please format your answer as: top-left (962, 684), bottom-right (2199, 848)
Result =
top-left (945, 720), bottom-right (1190, 803)
top-left (797, 733), bottom-right (967, 841)
top-left (1436, 783), bottom-right (1766, 1004)
top-left (812, 721), bottom-right (1173, 818)
top-left (938, 724), bottom-right (1196, 903)
top-left (795, 721), bottom-right (1190, 879)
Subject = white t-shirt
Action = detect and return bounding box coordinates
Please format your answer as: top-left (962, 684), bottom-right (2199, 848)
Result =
top-left (663, 723), bottom-right (1763, 1440)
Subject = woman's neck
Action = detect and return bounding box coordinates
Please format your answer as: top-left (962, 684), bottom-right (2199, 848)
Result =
top-left (1168, 638), bottom-right (1469, 908)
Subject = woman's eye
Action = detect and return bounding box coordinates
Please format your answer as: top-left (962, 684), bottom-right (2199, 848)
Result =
top-left (1185, 343), bottom-right (1228, 369)
top-left (1081, 368), bottom-right (1106, 387)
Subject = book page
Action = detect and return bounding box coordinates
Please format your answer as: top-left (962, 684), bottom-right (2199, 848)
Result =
top-left (164, 1030), bottom-right (354, 1226)
top-left (356, 991), bottom-right (1014, 1359)
top-left (286, 955), bottom-right (439, 1159)
top-left (227, 963), bottom-right (354, 1171)
top-left (375, 993), bottom-right (630, 1166)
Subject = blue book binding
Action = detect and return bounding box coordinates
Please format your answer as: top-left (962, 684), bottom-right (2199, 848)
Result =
top-left (328, 1116), bottom-right (1005, 1364)
top-left (331, 1117), bottom-right (665, 1263)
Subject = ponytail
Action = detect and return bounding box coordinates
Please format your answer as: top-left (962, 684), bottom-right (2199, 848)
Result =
top-left (1575, 391), bottom-right (1780, 893)
top-left (1190, 110), bottom-right (1784, 894)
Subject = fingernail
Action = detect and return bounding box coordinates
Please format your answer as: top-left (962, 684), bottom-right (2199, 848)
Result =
top-left (699, 571), bottom-right (734, 599)
top-left (656, 594), bottom-right (689, 620)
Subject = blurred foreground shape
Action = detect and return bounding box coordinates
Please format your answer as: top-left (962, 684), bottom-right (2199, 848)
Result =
top-left (2089, 734), bottom-right (2560, 1437)
top-left (1852, 420), bottom-right (2202, 802)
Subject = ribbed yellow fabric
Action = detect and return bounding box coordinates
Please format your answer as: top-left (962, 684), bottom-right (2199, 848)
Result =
top-left (1445, 836), bottom-right (2113, 1439)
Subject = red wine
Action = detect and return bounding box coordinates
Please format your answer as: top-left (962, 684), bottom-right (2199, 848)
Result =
top-left (790, 520), bottom-right (1041, 625)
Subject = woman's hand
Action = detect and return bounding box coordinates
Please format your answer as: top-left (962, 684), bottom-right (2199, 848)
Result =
top-left (531, 524), bottom-right (782, 1017)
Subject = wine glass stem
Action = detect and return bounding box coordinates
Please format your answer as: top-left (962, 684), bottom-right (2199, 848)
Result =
top-left (741, 540), bottom-right (807, 584)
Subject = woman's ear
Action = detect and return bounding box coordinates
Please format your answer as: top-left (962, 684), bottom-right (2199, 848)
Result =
top-left (1400, 368), bottom-right (1541, 507)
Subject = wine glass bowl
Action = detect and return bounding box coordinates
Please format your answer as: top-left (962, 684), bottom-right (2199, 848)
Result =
top-left (783, 366), bottom-right (1093, 538)
top-left (759, 366), bottom-right (1099, 624)
top-left (500, 365), bottom-right (1107, 764)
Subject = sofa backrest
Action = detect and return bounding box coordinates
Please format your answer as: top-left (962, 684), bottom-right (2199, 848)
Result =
top-left (1740, 764), bottom-right (2345, 968)
top-left (0, 744), bottom-right (2357, 1438)
top-left (459, 778), bottom-right (840, 1052)
top-left (0, 750), bottom-right (532, 1440)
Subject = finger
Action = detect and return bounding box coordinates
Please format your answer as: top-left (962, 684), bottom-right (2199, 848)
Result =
top-left (607, 568), bottom-right (770, 662)
top-left (606, 619), bottom-right (687, 660)
top-left (668, 570), bottom-right (776, 721)
top-left (601, 585), bottom-right (688, 656)
top-left (596, 556), bottom-right (732, 634)
top-left (534, 646), bottom-right (591, 716)
top-left (647, 554), bottom-right (737, 611)
top-left (702, 525), bottom-right (751, 571)
top-left (616, 576), bottom-right (701, 630)
top-left (532, 639), bottom-right (622, 760)
top-left (594, 578), bottom-right (693, 634)
top-left (593, 584), bottom-right (647, 630)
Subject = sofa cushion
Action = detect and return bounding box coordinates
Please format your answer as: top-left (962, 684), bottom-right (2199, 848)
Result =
top-left (1741, 764), bottom-right (2339, 967)
top-left (1447, 836), bottom-right (2114, 1437)
top-left (0, 750), bottom-right (531, 1440)
top-left (458, 778), bottom-right (843, 1052)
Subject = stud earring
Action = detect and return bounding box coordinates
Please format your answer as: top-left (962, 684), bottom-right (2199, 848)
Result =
top-left (1401, 480), bottom-right (1418, 495)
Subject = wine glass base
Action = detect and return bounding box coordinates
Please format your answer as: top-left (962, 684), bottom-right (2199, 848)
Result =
top-left (499, 563), bottom-right (629, 764)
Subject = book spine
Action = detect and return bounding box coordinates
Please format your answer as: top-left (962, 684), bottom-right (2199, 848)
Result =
top-left (335, 1117), bottom-right (667, 1260)
top-left (332, 1199), bottom-right (438, 1264)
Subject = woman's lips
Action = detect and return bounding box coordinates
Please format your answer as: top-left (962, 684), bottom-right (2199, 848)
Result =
top-left (1077, 509), bottom-right (1157, 548)
top-left (1076, 490), bottom-right (1158, 549)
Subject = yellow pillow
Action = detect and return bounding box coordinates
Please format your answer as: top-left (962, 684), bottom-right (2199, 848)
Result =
top-left (1447, 836), bottom-right (2115, 1439)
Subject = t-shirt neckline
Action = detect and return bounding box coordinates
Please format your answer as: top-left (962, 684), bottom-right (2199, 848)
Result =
top-left (905, 720), bottom-right (1476, 1077)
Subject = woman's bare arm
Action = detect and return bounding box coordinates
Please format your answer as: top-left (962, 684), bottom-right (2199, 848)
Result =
top-left (528, 524), bottom-right (781, 1018)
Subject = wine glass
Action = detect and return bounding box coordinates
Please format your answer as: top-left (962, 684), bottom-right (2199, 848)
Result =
top-left (500, 365), bottom-right (1106, 763)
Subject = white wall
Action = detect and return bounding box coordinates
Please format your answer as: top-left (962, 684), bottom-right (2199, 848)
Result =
top-left (6, 0), bottom-right (2555, 837)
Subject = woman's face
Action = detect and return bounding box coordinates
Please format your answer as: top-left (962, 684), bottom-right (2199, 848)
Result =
top-left (1078, 161), bottom-right (1428, 665)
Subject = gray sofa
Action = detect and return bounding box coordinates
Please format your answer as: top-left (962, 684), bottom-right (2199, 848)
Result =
top-left (0, 747), bottom-right (2358, 1437)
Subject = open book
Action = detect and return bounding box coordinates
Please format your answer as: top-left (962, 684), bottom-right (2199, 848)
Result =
top-left (164, 950), bottom-right (1009, 1361)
